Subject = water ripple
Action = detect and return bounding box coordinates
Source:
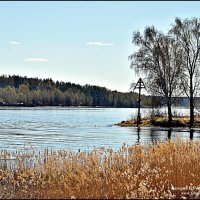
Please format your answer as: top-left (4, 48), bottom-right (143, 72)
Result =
top-left (0, 107), bottom-right (196, 151)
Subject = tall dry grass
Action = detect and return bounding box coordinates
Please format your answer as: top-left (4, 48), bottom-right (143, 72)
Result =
top-left (1, 138), bottom-right (200, 199)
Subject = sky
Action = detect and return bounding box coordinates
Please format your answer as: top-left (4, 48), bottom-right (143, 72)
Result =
top-left (0, 1), bottom-right (200, 93)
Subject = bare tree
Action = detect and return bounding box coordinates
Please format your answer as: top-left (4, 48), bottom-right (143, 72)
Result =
top-left (129, 26), bottom-right (184, 126)
top-left (170, 17), bottom-right (200, 127)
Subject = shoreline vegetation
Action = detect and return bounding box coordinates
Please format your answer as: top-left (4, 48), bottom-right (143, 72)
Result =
top-left (1, 138), bottom-right (200, 199)
top-left (0, 74), bottom-right (191, 108)
top-left (115, 115), bottom-right (200, 128)
top-left (0, 75), bottom-right (142, 108)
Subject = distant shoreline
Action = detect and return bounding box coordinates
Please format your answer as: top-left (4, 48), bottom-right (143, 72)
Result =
top-left (0, 104), bottom-right (135, 108)
top-left (0, 103), bottom-right (140, 108)
top-left (0, 104), bottom-right (189, 109)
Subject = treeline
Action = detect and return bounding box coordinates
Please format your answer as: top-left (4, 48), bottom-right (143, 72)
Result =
top-left (0, 75), bottom-right (150, 107)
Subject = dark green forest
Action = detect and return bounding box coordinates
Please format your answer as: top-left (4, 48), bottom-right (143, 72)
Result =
top-left (0, 75), bottom-right (154, 107)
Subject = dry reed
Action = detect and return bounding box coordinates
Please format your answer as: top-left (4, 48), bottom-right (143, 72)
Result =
top-left (1, 138), bottom-right (200, 199)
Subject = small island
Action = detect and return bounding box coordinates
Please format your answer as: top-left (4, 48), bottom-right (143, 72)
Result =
top-left (115, 115), bottom-right (200, 128)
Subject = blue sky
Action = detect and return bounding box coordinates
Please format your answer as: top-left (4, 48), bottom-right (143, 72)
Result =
top-left (0, 1), bottom-right (200, 92)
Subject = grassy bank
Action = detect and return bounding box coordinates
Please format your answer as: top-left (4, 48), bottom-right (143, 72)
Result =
top-left (1, 139), bottom-right (200, 199)
top-left (115, 115), bottom-right (200, 128)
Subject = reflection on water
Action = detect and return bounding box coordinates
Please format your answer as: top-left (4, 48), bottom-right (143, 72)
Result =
top-left (134, 126), bottom-right (200, 146)
top-left (168, 129), bottom-right (172, 140)
top-left (190, 129), bottom-right (194, 140)
top-left (136, 127), bottom-right (140, 144)
top-left (0, 106), bottom-right (199, 151)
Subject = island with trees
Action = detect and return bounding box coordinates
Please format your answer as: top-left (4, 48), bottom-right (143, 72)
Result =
top-left (117, 17), bottom-right (200, 129)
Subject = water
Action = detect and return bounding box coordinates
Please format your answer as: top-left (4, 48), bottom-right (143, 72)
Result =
top-left (0, 106), bottom-right (199, 152)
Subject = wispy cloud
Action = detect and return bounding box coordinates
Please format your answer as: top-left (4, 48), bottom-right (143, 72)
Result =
top-left (10, 41), bottom-right (21, 45)
top-left (24, 58), bottom-right (50, 63)
top-left (86, 41), bottom-right (114, 46)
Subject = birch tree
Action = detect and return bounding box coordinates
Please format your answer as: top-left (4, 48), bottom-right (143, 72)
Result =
top-left (129, 26), bottom-right (184, 126)
top-left (170, 17), bottom-right (200, 127)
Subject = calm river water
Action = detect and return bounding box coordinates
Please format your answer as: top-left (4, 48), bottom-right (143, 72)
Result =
top-left (0, 106), bottom-right (199, 151)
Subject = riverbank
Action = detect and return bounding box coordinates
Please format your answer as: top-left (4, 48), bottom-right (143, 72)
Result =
top-left (115, 115), bottom-right (200, 128)
top-left (0, 103), bottom-right (138, 108)
top-left (1, 139), bottom-right (200, 199)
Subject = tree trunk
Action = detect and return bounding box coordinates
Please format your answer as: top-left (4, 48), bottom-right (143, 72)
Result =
top-left (190, 77), bottom-right (194, 128)
top-left (167, 99), bottom-right (172, 127)
top-left (190, 96), bottom-right (194, 128)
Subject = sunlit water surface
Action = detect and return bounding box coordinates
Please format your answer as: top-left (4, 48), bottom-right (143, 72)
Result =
top-left (0, 106), bottom-right (199, 152)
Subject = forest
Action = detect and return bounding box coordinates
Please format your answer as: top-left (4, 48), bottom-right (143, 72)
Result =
top-left (0, 74), bottom-right (154, 107)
